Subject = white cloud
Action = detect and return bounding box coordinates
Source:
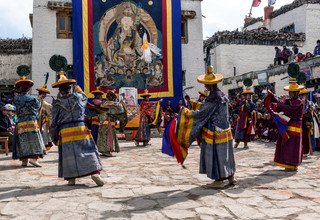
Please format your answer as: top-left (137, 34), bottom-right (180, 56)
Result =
top-left (0, 0), bottom-right (33, 38)
top-left (202, 0), bottom-right (295, 39)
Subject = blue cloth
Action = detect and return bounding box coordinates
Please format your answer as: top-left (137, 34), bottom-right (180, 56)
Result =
top-left (162, 119), bottom-right (174, 157)
top-left (12, 94), bottom-right (45, 160)
top-left (51, 92), bottom-right (102, 179)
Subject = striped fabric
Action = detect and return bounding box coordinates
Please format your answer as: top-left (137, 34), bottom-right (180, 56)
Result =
top-left (287, 123), bottom-right (302, 137)
top-left (202, 128), bottom-right (233, 145)
top-left (176, 108), bottom-right (194, 149)
top-left (60, 126), bottom-right (93, 144)
top-left (17, 120), bottom-right (39, 134)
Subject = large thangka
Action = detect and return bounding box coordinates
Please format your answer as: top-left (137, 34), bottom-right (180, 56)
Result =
top-left (73, 0), bottom-right (183, 101)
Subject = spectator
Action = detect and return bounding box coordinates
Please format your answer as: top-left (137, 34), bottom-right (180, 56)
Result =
top-left (175, 100), bottom-right (185, 113)
top-left (281, 46), bottom-right (291, 64)
top-left (296, 52), bottom-right (306, 62)
top-left (292, 44), bottom-right (299, 55)
top-left (0, 105), bottom-right (13, 150)
top-left (274, 47), bottom-right (281, 65)
top-left (314, 40), bottom-right (320, 56)
top-left (305, 52), bottom-right (313, 59)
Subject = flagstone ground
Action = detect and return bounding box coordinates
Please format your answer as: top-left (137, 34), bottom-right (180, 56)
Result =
top-left (0, 139), bottom-right (320, 220)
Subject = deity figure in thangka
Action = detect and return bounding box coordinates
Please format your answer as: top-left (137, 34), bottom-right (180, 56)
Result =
top-left (97, 1), bottom-right (163, 89)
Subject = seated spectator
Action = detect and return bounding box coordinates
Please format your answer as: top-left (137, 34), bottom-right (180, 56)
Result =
top-left (0, 105), bottom-right (13, 151)
top-left (305, 52), bottom-right (314, 59)
top-left (292, 44), bottom-right (299, 55)
top-left (296, 52), bottom-right (306, 62)
top-left (314, 40), bottom-right (320, 56)
top-left (281, 46), bottom-right (291, 64)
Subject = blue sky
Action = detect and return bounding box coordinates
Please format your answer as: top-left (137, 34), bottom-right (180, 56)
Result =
top-left (0, 0), bottom-right (294, 39)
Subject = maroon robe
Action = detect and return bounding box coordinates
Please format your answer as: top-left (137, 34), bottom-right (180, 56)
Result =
top-left (264, 94), bottom-right (303, 168)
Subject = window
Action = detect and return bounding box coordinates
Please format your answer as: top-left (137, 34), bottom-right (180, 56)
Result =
top-left (181, 19), bottom-right (188, 44)
top-left (280, 23), bottom-right (295, 33)
top-left (57, 11), bottom-right (72, 39)
top-left (182, 70), bottom-right (186, 86)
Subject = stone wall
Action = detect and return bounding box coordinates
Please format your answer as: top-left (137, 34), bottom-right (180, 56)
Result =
top-left (0, 53), bottom-right (32, 85)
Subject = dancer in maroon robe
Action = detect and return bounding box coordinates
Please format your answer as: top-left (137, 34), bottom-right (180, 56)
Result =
top-left (234, 88), bottom-right (256, 149)
top-left (264, 80), bottom-right (304, 171)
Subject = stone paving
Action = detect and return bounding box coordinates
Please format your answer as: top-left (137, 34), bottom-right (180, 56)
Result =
top-left (0, 139), bottom-right (320, 220)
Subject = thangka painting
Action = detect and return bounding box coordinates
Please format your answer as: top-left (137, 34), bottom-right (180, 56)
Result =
top-left (73, 0), bottom-right (183, 100)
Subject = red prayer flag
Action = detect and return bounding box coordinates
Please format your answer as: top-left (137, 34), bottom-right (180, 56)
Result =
top-left (252, 0), bottom-right (261, 7)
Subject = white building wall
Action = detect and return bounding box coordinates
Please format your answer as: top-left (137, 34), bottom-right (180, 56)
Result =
top-left (181, 0), bottom-right (205, 99)
top-left (0, 54), bottom-right (32, 82)
top-left (270, 5), bottom-right (307, 34)
top-left (211, 44), bottom-right (276, 79)
top-left (32, 0), bottom-right (72, 97)
top-left (305, 4), bottom-right (320, 53)
top-left (245, 21), bottom-right (263, 31)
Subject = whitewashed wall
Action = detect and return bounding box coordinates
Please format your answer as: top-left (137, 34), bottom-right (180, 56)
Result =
top-left (181, 0), bottom-right (205, 99)
top-left (305, 4), bottom-right (320, 53)
top-left (245, 21), bottom-right (263, 31)
top-left (0, 54), bottom-right (32, 82)
top-left (32, 0), bottom-right (72, 96)
top-left (210, 44), bottom-right (276, 79)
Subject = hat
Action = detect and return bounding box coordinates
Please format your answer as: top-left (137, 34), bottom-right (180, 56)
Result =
top-left (198, 91), bottom-right (208, 97)
top-left (52, 71), bottom-right (76, 88)
top-left (15, 76), bottom-right (34, 89)
top-left (4, 104), bottom-right (15, 111)
top-left (140, 89), bottom-right (151, 97)
top-left (242, 88), bottom-right (254, 95)
top-left (197, 66), bottom-right (223, 85)
top-left (299, 88), bottom-right (310, 95)
top-left (36, 72), bottom-right (50, 94)
top-left (106, 90), bottom-right (117, 100)
top-left (283, 79), bottom-right (304, 92)
top-left (91, 87), bottom-right (104, 96)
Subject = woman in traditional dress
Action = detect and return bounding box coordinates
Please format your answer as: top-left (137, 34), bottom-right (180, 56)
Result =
top-left (264, 80), bottom-right (304, 171)
top-left (13, 76), bottom-right (45, 167)
top-left (51, 72), bottom-right (104, 186)
top-left (97, 90), bottom-right (120, 157)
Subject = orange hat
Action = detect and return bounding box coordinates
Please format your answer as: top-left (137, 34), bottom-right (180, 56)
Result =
top-left (91, 87), bottom-right (104, 96)
top-left (15, 76), bottom-right (34, 89)
top-left (242, 88), bottom-right (254, 95)
top-left (52, 71), bottom-right (76, 88)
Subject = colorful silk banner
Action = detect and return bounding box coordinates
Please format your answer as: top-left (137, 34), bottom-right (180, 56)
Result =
top-left (72, 0), bottom-right (182, 102)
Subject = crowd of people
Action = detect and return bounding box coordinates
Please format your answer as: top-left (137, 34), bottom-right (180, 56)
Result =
top-left (273, 40), bottom-right (320, 65)
top-left (1, 65), bottom-right (320, 189)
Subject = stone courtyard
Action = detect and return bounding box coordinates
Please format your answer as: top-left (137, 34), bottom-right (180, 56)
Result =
top-left (0, 138), bottom-right (320, 220)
